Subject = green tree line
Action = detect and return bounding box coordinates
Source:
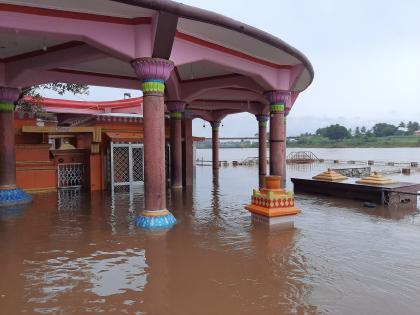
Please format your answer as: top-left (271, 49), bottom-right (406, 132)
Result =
top-left (314, 121), bottom-right (419, 140)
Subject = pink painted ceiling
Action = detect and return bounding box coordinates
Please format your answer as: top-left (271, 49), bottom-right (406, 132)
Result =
top-left (0, 0), bottom-right (314, 121)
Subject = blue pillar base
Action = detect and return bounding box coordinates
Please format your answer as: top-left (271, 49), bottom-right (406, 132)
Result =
top-left (135, 210), bottom-right (177, 229)
top-left (0, 188), bottom-right (32, 207)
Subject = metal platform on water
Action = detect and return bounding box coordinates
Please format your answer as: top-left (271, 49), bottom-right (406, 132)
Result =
top-left (291, 177), bottom-right (420, 207)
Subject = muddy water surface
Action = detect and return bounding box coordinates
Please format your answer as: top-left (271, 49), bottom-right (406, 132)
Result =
top-left (1, 148), bottom-right (420, 314)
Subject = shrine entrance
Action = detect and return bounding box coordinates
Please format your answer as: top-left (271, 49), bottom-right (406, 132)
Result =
top-left (109, 142), bottom-right (144, 192)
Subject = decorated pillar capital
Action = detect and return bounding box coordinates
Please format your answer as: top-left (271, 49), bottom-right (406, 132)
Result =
top-left (0, 87), bottom-right (20, 112)
top-left (264, 90), bottom-right (290, 114)
top-left (166, 101), bottom-right (186, 120)
top-left (210, 121), bottom-right (221, 130)
top-left (131, 57), bottom-right (174, 95)
top-left (256, 114), bottom-right (269, 128)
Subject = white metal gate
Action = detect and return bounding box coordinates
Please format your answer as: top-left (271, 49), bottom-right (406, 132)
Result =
top-left (110, 142), bottom-right (144, 190)
top-left (57, 163), bottom-right (85, 189)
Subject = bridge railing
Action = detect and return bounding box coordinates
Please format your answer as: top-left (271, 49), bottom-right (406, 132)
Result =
top-left (286, 151), bottom-right (320, 164)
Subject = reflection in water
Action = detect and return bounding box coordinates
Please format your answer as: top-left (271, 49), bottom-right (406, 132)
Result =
top-left (249, 225), bottom-right (319, 314)
top-left (23, 248), bottom-right (147, 299)
top-left (140, 233), bottom-right (171, 314)
top-left (57, 188), bottom-right (84, 212)
top-left (0, 203), bottom-right (29, 220)
top-left (0, 164), bottom-right (420, 314)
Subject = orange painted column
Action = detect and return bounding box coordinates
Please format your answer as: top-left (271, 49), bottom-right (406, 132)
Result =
top-left (0, 86), bottom-right (32, 206)
top-left (166, 101), bottom-right (186, 189)
top-left (264, 91), bottom-right (290, 187)
top-left (256, 114), bottom-right (269, 188)
top-left (131, 58), bottom-right (176, 229)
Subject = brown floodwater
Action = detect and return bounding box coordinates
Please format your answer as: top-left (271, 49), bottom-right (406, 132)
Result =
top-left (1, 161), bottom-right (420, 314)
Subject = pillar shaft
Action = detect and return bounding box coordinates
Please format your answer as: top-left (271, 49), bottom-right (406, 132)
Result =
top-left (182, 111), bottom-right (193, 186)
top-left (167, 101), bottom-right (186, 189)
top-left (256, 115), bottom-right (269, 188)
top-left (170, 115), bottom-right (182, 188)
top-left (283, 109), bottom-right (290, 186)
top-left (265, 91), bottom-right (290, 185)
top-left (0, 109), bottom-right (16, 189)
top-left (211, 121), bottom-right (220, 170)
top-left (143, 92), bottom-right (166, 210)
top-left (131, 58), bottom-right (176, 228)
top-left (270, 108), bottom-right (285, 178)
top-left (0, 87), bottom-right (32, 207)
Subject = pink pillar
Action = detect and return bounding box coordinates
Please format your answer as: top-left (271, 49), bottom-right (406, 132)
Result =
top-left (256, 114), bottom-right (269, 188)
top-left (0, 87), bottom-right (32, 206)
top-left (131, 58), bottom-right (176, 229)
top-left (210, 121), bottom-right (221, 170)
top-left (264, 91), bottom-right (290, 186)
top-left (182, 110), bottom-right (194, 186)
top-left (166, 101), bottom-right (186, 189)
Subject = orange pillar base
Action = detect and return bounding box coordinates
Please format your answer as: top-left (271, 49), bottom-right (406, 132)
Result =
top-left (245, 176), bottom-right (300, 225)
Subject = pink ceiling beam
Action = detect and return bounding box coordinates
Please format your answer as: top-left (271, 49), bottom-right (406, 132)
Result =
top-left (175, 32), bottom-right (292, 70)
top-left (171, 34), bottom-right (292, 91)
top-left (189, 100), bottom-right (268, 116)
top-left (0, 4), bottom-right (152, 25)
top-left (180, 74), bottom-right (264, 102)
top-left (17, 68), bottom-right (139, 90)
top-left (4, 44), bottom-right (105, 87)
top-left (192, 88), bottom-right (268, 105)
top-left (0, 8), bottom-right (154, 62)
top-left (193, 108), bottom-right (242, 122)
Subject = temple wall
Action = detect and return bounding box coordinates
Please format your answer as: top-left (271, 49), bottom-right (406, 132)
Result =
top-left (89, 154), bottom-right (103, 191)
top-left (16, 143), bottom-right (57, 192)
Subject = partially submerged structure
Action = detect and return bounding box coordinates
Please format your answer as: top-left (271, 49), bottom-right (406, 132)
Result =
top-left (293, 171), bottom-right (420, 207)
top-left (14, 101), bottom-right (204, 193)
top-left (0, 0), bottom-right (313, 228)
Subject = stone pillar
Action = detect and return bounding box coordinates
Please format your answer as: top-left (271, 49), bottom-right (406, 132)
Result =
top-left (131, 58), bottom-right (176, 229)
top-left (210, 121), bottom-right (221, 170)
top-left (166, 101), bottom-right (186, 189)
top-left (264, 91), bottom-right (289, 186)
top-left (0, 87), bottom-right (32, 207)
top-left (182, 110), bottom-right (194, 186)
top-left (256, 114), bottom-right (269, 188)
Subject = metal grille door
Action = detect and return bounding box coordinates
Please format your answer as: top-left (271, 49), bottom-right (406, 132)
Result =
top-left (132, 147), bottom-right (144, 182)
top-left (110, 142), bottom-right (144, 191)
top-left (113, 146), bottom-right (130, 185)
top-left (58, 163), bottom-right (85, 188)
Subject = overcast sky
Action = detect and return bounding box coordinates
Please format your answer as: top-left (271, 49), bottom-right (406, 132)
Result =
top-left (44, 0), bottom-right (420, 137)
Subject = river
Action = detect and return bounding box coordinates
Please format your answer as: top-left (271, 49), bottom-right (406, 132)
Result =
top-left (0, 147), bottom-right (419, 314)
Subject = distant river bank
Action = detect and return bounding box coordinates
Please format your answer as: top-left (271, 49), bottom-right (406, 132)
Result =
top-left (196, 147), bottom-right (420, 162)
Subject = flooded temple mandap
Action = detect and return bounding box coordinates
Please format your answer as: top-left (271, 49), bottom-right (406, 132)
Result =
top-left (13, 96), bottom-right (205, 193)
top-left (0, 0), bottom-right (314, 228)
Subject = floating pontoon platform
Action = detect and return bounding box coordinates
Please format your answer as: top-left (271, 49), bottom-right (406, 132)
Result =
top-left (291, 177), bottom-right (420, 206)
